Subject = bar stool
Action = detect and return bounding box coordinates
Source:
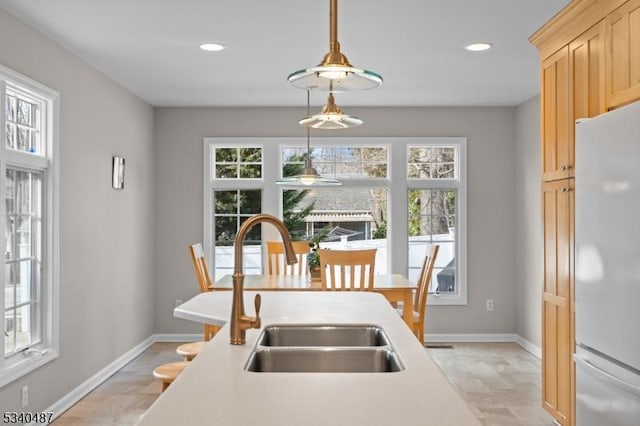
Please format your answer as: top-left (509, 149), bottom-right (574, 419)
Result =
top-left (152, 361), bottom-right (190, 392)
top-left (176, 341), bottom-right (206, 361)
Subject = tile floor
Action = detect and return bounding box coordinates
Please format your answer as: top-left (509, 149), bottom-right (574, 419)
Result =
top-left (427, 343), bottom-right (556, 425)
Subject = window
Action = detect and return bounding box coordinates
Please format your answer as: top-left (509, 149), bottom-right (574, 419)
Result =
top-left (0, 65), bottom-right (59, 386)
top-left (407, 143), bottom-right (466, 304)
top-left (281, 144), bottom-right (390, 272)
top-left (282, 146), bottom-right (388, 179)
top-left (213, 189), bottom-right (262, 277)
top-left (205, 143), bottom-right (264, 281)
top-left (212, 147), bottom-right (262, 179)
top-left (204, 137), bottom-right (466, 304)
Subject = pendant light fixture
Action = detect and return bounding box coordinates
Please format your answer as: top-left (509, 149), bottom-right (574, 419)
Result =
top-left (276, 90), bottom-right (342, 187)
top-left (298, 81), bottom-right (362, 129)
top-left (287, 0), bottom-right (382, 91)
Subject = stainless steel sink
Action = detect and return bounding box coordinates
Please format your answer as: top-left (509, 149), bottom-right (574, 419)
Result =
top-left (245, 324), bottom-right (404, 373)
top-left (245, 347), bottom-right (404, 373)
top-left (255, 324), bottom-right (390, 347)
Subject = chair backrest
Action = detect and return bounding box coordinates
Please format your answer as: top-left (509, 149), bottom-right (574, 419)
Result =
top-left (414, 245), bottom-right (440, 319)
top-left (318, 248), bottom-right (377, 291)
top-left (189, 243), bottom-right (219, 341)
top-left (266, 241), bottom-right (311, 276)
top-left (189, 243), bottom-right (213, 293)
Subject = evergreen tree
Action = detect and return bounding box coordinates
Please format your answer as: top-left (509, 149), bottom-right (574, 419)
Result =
top-left (282, 156), bottom-right (315, 240)
top-left (213, 148), bottom-right (315, 243)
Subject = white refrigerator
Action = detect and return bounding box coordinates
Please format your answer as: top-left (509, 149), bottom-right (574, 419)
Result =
top-left (574, 99), bottom-right (640, 425)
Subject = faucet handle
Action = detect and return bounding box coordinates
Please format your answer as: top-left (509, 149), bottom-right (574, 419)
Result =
top-left (254, 293), bottom-right (261, 318)
top-left (252, 294), bottom-right (262, 329)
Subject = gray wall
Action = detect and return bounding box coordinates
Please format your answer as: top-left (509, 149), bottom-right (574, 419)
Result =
top-left (0, 8), bottom-right (156, 412)
top-left (154, 106), bottom-right (517, 336)
top-left (514, 95), bottom-right (543, 348)
top-left (0, 4), bottom-right (546, 412)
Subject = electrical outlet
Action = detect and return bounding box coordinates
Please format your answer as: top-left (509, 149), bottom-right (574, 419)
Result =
top-left (486, 299), bottom-right (494, 312)
top-left (174, 299), bottom-right (183, 308)
top-left (21, 385), bottom-right (28, 407)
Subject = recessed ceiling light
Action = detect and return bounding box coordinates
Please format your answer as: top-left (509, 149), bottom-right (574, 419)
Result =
top-left (464, 42), bottom-right (492, 52)
top-left (199, 43), bottom-right (225, 52)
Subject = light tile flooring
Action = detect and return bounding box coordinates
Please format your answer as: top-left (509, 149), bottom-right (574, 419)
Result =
top-left (52, 342), bottom-right (555, 425)
top-left (427, 343), bottom-right (555, 425)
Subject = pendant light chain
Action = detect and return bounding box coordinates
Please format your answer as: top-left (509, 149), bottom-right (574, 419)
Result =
top-left (329, 0), bottom-right (340, 53)
top-left (305, 89), bottom-right (312, 168)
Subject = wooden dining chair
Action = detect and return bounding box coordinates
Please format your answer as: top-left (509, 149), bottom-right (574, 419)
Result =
top-left (402, 244), bottom-right (440, 345)
top-left (318, 248), bottom-right (377, 291)
top-left (153, 244), bottom-right (219, 386)
top-left (266, 240), bottom-right (311, 276)
top-left (188, 243), bottom-right (220, 341)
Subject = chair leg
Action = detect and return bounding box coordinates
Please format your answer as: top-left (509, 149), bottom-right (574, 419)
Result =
top-left (414, 322), bottom-right (425, 345)
top-left (204, 324), bottom-right (220, 341)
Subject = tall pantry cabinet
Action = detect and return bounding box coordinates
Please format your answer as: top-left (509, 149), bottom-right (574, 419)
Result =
top-left (530, 0), bottom-right (640, 425)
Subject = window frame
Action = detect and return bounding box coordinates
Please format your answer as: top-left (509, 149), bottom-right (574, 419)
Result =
top-left (204, 139), bottom-right (271, 281)
top-left (406, 139), bottom-right (468, 305)
top-left (0, 64), bottom-right (59, 387)
top-left (203, 137), bottom-right (467, 305)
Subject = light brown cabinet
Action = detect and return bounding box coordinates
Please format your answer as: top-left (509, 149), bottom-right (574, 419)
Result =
top-left (531, 1), bottom-right (640, 425)
top-left (541, 47), bottom-right (571, 181)
top-left (541, 179), bottom-right (574, 425)
top-left (541, 21), bottom-right (606, 183)
top-left (605, 0), bottom-right (640, 108)
top-left (570, 21), bottom-right (607, 125)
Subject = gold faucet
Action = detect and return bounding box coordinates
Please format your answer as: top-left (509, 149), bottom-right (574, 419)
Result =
top-left (230, 214), bottom-right (297, 345)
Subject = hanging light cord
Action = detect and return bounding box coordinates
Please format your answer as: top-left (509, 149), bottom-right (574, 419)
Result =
top-left (329, 0), bottom-right (339, 53)
top-left (305, 89), bottom-right (312, 168)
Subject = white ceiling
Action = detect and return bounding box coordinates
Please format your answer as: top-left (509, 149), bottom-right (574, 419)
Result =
top-left (0, 0), bottom-right (570, 107)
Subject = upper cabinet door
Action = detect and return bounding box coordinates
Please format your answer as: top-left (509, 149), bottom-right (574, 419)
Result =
top-left (570, 21), bottom-right (606, 121)
top-left (605, 0), bottom-right (640, 109)
top-left (542, 47), bottom-right (571, 181)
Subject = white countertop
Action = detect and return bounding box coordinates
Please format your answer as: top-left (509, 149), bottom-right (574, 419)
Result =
top-left (137, 291), bottom-right (480, 426)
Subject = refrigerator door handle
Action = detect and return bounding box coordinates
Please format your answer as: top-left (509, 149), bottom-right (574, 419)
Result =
top-left (574, 354), bottom-right (640, 397)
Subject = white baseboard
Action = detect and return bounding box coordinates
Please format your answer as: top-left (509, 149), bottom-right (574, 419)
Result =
top-left (425, 333), bottom-right (542, 360)
top-left (515, 335), bottom-right (542, 359)
top-left (38, 333), bottom-right (198, 425)
top-left (425, 333), bottom-right (518, 343)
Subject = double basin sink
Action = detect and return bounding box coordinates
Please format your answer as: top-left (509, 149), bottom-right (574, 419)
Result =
top-left (245, 324), bottom-right (404, 373)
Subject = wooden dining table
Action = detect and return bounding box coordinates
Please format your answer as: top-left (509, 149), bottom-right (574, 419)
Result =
top-left (210, 274), bottom-right (416, 328)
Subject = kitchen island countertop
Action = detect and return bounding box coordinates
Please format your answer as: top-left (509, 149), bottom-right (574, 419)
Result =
top-left (137, 291), bottom-right (480, 426)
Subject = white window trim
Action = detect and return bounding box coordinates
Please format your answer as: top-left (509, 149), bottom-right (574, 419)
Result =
top-left (0, 65), bottom-right (59, 387)
top-left (203, 136), bottom-right (467, 305)
top-left (203, 138), bottom-right (272, 276)
top-left (406, 138), bottom-right (468, 305)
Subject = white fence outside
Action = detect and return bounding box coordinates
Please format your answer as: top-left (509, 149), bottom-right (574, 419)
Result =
top-left (213, 232), bottom-right (456, 292)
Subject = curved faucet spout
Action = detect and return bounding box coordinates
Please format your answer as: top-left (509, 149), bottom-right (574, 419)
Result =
top-left (234, 214), bottom-right (297, 275)
top-left (230, 214), bottom-right (297, 345)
